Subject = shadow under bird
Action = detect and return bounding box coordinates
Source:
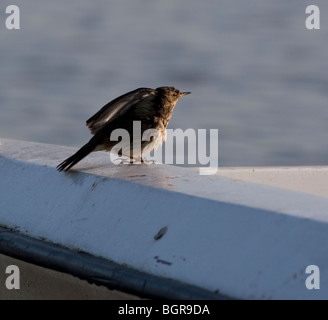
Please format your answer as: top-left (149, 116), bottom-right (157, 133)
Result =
top-left (57, 86), bottom-right (190, 172)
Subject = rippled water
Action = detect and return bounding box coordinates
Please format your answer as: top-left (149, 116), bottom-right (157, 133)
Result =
top-left (1, 0), bottom-right (327, 166)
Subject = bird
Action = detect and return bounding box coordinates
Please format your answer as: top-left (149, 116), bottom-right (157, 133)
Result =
top-left (57, 86), bottom-right (190, 171)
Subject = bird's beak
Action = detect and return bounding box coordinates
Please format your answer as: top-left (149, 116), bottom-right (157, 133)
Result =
top-left (180, 92), bottom-right (191, 97)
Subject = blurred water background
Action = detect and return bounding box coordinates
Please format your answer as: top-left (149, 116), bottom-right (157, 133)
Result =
top-left (0, 0), bottom-right (327, 166)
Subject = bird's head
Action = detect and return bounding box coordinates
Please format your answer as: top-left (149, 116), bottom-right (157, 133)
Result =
top-left (156, 86), bottom-right (191, 105)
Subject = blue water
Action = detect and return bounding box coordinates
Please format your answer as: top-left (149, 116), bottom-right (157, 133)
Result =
top-left (1, 0), bottom-right (327, 166)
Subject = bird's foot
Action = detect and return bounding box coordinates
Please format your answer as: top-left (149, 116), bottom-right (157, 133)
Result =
top-left (140, 157), bottom-right (156, 165)
top-left (114, 157), bottom-right (156, 165)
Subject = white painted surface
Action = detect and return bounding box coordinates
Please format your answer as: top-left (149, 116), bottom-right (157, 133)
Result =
top-left (216, 167), bottom-right (328, 198)
top-left (0, 138), bottom-right (328, 299)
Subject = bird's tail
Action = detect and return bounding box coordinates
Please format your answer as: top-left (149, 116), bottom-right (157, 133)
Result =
top-left (57, 142), bottom-right (95, 172)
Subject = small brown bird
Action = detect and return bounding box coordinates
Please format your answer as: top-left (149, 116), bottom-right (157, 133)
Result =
top-left (57, 86), bottom-right (190, 171)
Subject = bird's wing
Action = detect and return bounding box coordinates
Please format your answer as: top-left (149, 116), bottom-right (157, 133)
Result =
top-left (86, 87), bottom-right (155, 134)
